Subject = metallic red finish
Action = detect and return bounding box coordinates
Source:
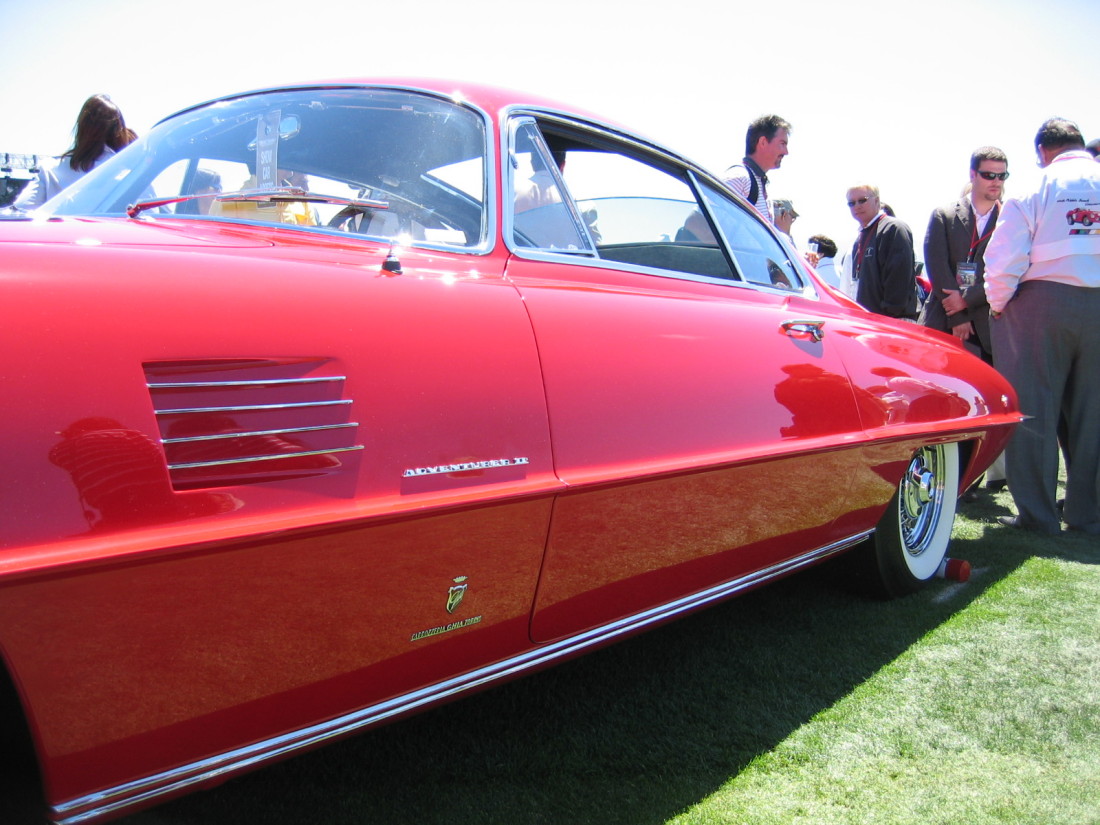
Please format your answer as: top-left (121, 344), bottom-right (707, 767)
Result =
top-left (0, 79), bottom-right (1019, 823)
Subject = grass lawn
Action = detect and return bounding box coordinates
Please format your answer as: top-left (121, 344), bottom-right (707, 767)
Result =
top-left (120, 485), bottom-right (1099, 825)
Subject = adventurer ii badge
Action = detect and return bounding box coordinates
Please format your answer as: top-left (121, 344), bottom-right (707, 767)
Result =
top-left (446, 576), bottom-right (468, 614)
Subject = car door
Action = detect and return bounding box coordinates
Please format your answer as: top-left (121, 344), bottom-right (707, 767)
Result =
top-left (0, 233), bottom-right (562, 806)
top-left (500, 117), bottom-right (869, 642)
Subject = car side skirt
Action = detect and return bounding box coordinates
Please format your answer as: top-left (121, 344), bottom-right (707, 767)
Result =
top-left (51, 528), bottom-right (872, 825)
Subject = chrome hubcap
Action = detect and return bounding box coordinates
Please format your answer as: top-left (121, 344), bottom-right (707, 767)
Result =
top-left (899, 445), bottom-right (945, 555)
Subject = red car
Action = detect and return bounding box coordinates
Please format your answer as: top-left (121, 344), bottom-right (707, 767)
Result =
top-left (1066, 206), bottom-right (1100, 226)
top-left (1, 79), bottom-right (1018, 824)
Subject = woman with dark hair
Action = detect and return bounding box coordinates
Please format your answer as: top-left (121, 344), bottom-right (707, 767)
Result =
top-left (16, 94), bottom-right (136, 209)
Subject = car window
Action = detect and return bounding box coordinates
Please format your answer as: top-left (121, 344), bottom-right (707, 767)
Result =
top-left (697, 178), bottom-right (802, 290)
top-left (41, 88), bottom-right (490, 251)
top-left (514, 124), bottom-right (737, 282)
top-left (510, 121), bottom-right (593, 252)
top-left (566, 150), bottom-right (736, 281)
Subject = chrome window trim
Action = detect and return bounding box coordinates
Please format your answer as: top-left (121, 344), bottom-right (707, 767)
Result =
top-left (529, 252), bottom-right (759, 290)
top-left (49, 528), bottom-right (871, 825)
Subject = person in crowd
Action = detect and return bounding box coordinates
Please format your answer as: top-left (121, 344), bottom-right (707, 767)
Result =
top-left (846, 183), bottom-right (918, 319)
top-left (985, 117), bottom-right (1100, 535)
top-left (16, 94), bottom-right (135, 209)
top-left (922, 146), bottom-right (1009, 494)
top-left (1086, 138), bottom-right (1100, 159)
top-left (177, 168), bottom-right (222, 215)
top-left (772, 198), bottom-right (798, 246)
top-left (514, 150), bottom-right (566, 213)
top-left (723, 115), bottom-right (791, 223)
top-left (922, 147), bottom-right (1007, 358)
top-left (805, 234), bottom-right (840, 289)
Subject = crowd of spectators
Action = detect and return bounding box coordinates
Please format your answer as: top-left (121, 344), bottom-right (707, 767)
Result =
top-left (726, 112), bottom-right (1099, 536)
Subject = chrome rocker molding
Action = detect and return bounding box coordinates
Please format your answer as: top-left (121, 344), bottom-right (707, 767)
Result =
top-left (51, 529), bottom-right (872, 824)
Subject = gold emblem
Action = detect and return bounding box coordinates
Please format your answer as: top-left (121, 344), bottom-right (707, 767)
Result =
top-left (446, 576), bottom-right (468, 614)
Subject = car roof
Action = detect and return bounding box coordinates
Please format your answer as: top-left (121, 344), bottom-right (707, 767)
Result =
top-left (158, 78), bottom-right (654, 154)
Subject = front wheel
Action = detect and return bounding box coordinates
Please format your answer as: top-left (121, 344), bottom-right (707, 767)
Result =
top-left (861, 442), bottom-right (960, 598)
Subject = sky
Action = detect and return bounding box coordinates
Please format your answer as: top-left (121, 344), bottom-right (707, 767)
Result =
top-left (2, 0), bottom-right (1098, 255)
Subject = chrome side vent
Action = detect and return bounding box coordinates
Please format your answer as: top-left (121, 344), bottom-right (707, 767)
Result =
top-left (144, 360), bottom-right (364, 489)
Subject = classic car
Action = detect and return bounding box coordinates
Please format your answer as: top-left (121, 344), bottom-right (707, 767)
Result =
top-left (0, 79), bottom-right (1019, 824)
top-left (1066, 206), bottom-right (1100, 226)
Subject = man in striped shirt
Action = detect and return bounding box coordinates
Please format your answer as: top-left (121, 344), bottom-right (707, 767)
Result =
top-left (723, 115), bottom-right (791, 224)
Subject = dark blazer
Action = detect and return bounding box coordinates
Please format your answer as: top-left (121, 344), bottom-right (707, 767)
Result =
top-left (921, 198), bottom-right (998, 356)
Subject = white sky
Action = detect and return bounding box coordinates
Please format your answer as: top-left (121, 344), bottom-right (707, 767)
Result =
top-left (2, 0), bottom-right (1098, 256)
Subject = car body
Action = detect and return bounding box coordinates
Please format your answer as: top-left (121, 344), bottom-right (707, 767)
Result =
top-left (0, 79), bottom-right (1019, 824)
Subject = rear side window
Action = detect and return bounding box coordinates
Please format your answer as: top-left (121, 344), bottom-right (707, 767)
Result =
top-left (698, 180), bottom-right (802, 290)
top-left (556, 146), bottom-right (736, 282)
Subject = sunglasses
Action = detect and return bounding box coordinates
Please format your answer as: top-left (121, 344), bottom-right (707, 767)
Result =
top-left (976, 171), bottom-right (1010, 180)
top-left (847, 197), bottom-right (872, 207)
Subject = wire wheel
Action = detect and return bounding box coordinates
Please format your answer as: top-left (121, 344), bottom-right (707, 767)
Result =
top-left (863, 442), bottom-right (960, 598)
top-left (899, 445), bottom-right (949, 564)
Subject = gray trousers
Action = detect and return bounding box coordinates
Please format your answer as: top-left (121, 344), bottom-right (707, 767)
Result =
top-left (991, 280), bottom-right (1100, 532)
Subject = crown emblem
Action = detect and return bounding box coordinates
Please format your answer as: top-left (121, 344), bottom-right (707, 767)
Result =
top-left (446, 576), bottom-right (468, 614)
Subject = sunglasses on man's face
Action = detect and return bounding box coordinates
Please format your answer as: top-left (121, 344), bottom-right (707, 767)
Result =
top-left (847, 197), bottom-right (872, 207)
top-left (976, 171), bottom-right (1009, 180)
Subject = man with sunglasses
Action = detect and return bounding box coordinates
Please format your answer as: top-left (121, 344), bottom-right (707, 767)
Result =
top-left (846, 184), bottom-right (918, 319)
top-left (922, 147), bottom-right (1008, 362)
top-left (985, 118), bottom-right (1100, 535)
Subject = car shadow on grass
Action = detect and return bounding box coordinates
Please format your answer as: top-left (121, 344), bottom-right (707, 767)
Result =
top-left (116, 496), bottom-right (1085, 825)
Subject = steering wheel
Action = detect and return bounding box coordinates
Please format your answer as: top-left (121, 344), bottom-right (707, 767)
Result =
top-left (327, 205), bottom-right (368, 232)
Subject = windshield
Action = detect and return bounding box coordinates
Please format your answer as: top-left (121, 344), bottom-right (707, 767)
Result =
top-left (39, 87), bottom-right (490, 250)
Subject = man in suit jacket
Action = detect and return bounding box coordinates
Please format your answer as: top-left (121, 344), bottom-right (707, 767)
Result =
top-left (921, 147), bottom-right (1009, 361)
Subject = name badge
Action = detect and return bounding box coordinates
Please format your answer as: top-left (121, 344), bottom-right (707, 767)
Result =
top-left (956, 263), bottom-right (977, 289)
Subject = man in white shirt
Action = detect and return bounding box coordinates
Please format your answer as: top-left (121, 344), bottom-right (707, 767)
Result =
top-left (985, 118), bottom-right (1100, 535)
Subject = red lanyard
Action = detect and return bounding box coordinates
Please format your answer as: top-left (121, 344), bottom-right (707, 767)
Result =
top-left (855, 215), bottom-right (881, 274)
top-left (968, 204), bottom-right (999, 263)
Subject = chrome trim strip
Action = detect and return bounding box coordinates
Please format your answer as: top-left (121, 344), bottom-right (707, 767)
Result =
top-left (154, 400), bottom-right (352, 415)
top-left (162, 423), bottom-right (358, 444)
top-left (147, 377), bottom-right (346, 389)
top-left (50, 529), bottom-right (871, 825)
top-left (167, 445), bottom-right (364, 471)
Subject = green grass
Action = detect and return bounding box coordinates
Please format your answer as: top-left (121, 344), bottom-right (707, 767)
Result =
top-left (119, 486), bottom-right (1099, 825)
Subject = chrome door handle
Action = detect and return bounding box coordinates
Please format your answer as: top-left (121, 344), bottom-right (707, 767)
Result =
top-left (781, 319), bottom-right (825, 343)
